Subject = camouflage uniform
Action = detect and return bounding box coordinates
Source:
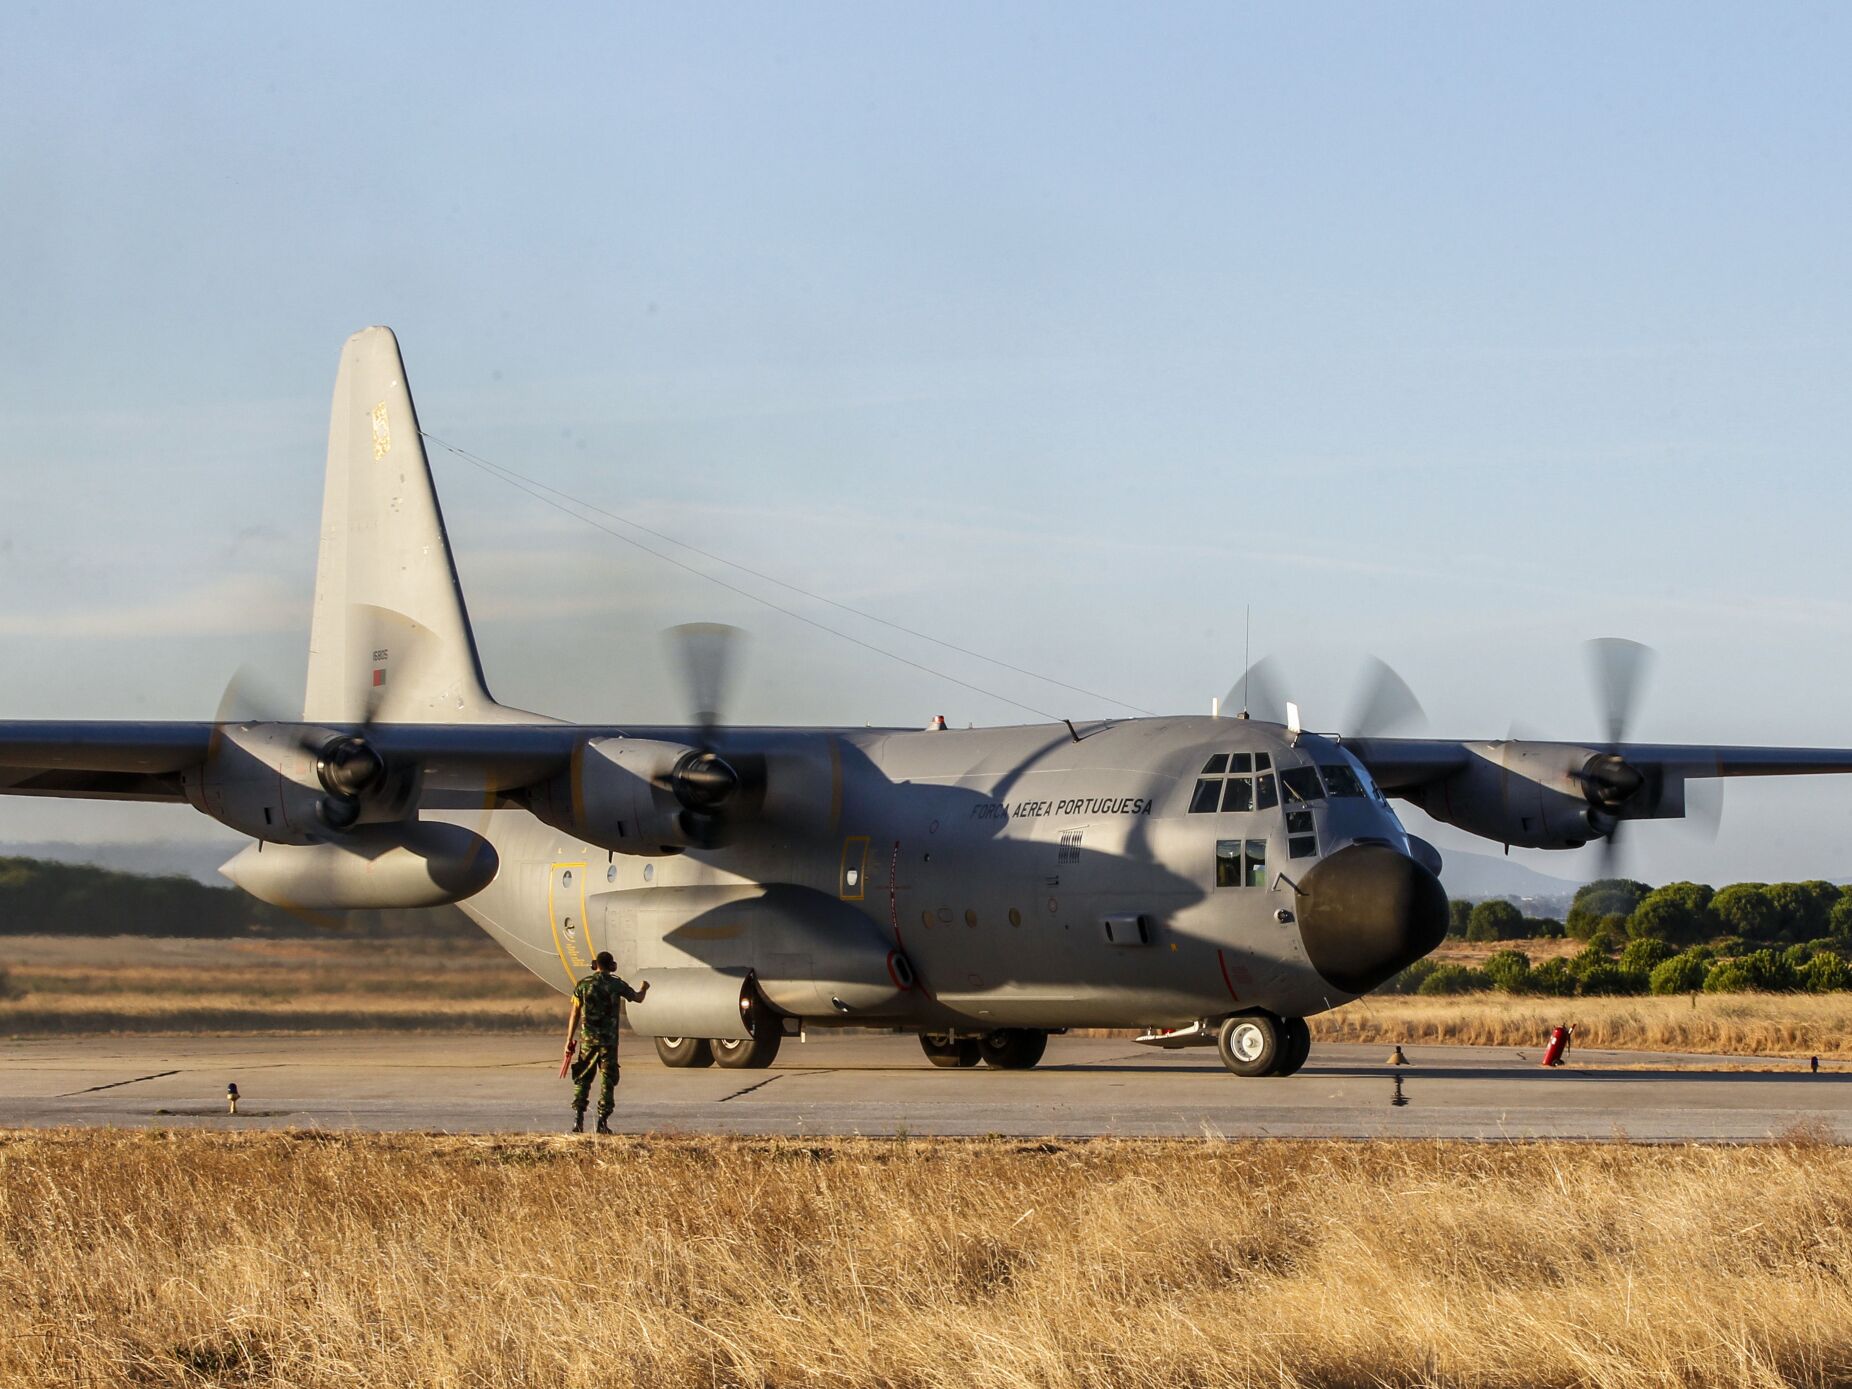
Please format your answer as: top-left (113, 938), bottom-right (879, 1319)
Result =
top-left (570, 970), bottom-right (644, 1123)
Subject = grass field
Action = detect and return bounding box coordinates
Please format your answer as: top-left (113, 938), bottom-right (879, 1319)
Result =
top-left (0, 933), bottom-right (558, 1034)
top-left (3, 1130), bottom-right (1849, 1388)
top-left (1312, 991), bottom-right (1852, 1059)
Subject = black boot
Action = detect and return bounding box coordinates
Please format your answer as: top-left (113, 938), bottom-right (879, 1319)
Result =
top-left (596, 1115), bottom-right (612, 1135)
top-left (571, 1108), bottom-right (586, 1134)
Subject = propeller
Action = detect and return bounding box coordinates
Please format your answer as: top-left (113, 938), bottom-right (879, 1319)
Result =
top-left (1344, 656), bottom-right (1427, 738)
top-left (1221, 654), bottom-right (1425, 737)
top-left (660, 623), bottom-right (753, 840)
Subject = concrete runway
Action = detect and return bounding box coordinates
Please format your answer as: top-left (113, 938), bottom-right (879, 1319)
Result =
top-left (3, 1032), bottom-right (1846, 1140)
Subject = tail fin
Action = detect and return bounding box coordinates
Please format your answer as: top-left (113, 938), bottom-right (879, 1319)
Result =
top-left (304, 327), bottom-right (529, 725)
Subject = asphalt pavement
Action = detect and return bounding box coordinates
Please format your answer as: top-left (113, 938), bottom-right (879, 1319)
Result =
top-left (2, 1032), bottom-right (1845, 1140)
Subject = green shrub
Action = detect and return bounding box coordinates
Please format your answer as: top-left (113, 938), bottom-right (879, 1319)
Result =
top-left (1830, 896), bottom-right (1852, 941)
top-left (1467, 900), bottom-right (1524, 942)
top-left (1523, 916), bottom-right (1565, 939)
top-left (1800, 953), bottom-right (1852, 993)
top-left (1712, 884), bottom-right (1784, 943)
top-left (1782, 943), bottom-right (1817, 973)
top-left (1527, 957), bottom-right (1578, 997)
top-left (1626, 882), bottom-right (1717, 944)
top-left (1649, 952), bottom-right (1710, 995)
top-left (1417, 964), bottom-right (1488, 996)
top-left (1567, 879), bottom-right (1650, 940)
top-left (1586, 923), bottom-right (1626, 955)
top-left (1705, 949), bottom-right (1796, 993)
top-left (1381, 958), bottom-right (1440, 995)
top-left (1483, 950), bottom-right (1531, 993)
top-left (1619, 937), bottom-right (1674, 974)
top-left (1447, 899), bottom-right (1473, 939)
top-left (1578, 962), bottom-right (1646, 996)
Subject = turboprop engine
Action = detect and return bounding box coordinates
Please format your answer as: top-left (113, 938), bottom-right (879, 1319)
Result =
top-left (525, 736), bottom-right (762, 854)
top-left (1408, 740), bottom-right (1684, 850)
top-left (181, 724), bottom-right (412, 842)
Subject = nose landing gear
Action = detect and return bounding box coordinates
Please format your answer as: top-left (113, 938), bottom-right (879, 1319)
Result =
top-left (1216, 1012), bottom-right (1311, 1077)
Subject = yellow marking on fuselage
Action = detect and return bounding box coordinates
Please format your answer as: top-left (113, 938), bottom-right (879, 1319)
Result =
top-left (545, 860), bottom-right (590, 987)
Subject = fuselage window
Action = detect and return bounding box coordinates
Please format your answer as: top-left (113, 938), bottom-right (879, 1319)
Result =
top-left (1286, 808), bottom-right (1317, 859)
top-left (1220, 776), bottom-right (1253, 812)
top-left (1216, 838), bottom-right (1269, 888)
top-left (1279, 766), bottom-right (1325, 804)
top-left (1190, 779), bottom-right (1222, 813)
top-left (1256, 773), bottom-right (1279, 809)
top-left (1201, 753), bottom-right (1229, 776)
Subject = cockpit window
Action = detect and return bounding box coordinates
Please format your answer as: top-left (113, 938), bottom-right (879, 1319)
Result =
top-left (1318, 763), bottom-right (1366, 798)
top-left (1188, 750), bottom-right (1270, 814)
top-left (1278, 766), bottom-right (1324, 804)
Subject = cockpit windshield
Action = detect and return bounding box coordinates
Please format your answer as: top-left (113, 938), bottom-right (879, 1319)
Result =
top-left (1278, 766), bottom-right (1324, 804)
top-left (1317, 762), bottom-right (1367, 798)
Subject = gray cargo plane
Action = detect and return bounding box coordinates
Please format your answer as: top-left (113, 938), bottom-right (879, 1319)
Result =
top-left (8, 328), bottom-right (1852, 1077)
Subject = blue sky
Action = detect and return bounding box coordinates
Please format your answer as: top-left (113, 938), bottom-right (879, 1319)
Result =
top-left (2, 3), bottom-right (1850, 884)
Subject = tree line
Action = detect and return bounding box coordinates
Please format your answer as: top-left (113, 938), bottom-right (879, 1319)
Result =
top-left (0, 857), bottom-right (477, 938)
top-left (1393, 877), bottom-right (1852, 997)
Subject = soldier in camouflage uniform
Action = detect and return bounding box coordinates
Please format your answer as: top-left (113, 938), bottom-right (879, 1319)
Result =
top-left (564, 951), bottom-right (649, 1133)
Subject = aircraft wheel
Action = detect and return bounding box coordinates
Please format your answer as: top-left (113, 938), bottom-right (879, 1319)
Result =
top-left (1273, 1017), bottom-right (1312, 1077)
top-left (655, 1036), bottom-right (715, 1069)
top-left (1217, 1013), bottom-right (1283, 1078)
top-left (920, 1032), bottom-right (981, 1068)
top-left (978, 1028), bottom-right (1049, 1070)
top-left (713, 1032), bottom-right (782, 1070)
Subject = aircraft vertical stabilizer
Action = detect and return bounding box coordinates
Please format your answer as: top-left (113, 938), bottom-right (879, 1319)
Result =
top-left (304, 327), bottom-right (533, 725)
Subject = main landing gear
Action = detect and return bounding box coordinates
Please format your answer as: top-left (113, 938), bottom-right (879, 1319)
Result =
top-left (1216, 1012), bottom-right (1311, 1078)
top-left (921, 1028), bottom-right (1048, 1070)
top-left (656, 1033), bottom-right (784, 1069)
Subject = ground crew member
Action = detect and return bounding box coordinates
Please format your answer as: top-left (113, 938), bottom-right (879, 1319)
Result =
top-left (564, 951), bottom-right (649, 1134)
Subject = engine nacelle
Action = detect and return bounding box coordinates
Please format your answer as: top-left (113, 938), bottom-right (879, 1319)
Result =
top-left (1410, 741), bottom-right (1683, 850)
top-left (219, 822), bottom-right (499, 909)
top-left (183, 725), bottom-right (415, 843)
top-left (526, 736), bottom-right (743, 854)
top-left (184, 725), bottom-right (330, 844)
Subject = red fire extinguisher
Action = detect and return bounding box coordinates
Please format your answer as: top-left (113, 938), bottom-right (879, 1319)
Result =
top-left (1541, 1026), bottom-right (1568, 1067)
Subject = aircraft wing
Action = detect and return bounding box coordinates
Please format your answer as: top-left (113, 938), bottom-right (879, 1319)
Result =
top-left (0, 721), bottom-right (585, 803)
top-left (1347, 738), bottom-right (1852, 794)
top-left (0, 722), bottom-right (216, 801)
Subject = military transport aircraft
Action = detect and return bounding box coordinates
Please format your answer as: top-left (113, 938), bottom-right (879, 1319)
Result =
top-left (8, 327), bottom-right (1852, 1078)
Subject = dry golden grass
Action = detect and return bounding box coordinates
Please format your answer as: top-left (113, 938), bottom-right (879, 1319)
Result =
top-left (3, 1131), bottom-right (1851, 1388)
top-left (1315, 991), bottom-right (1852, 1058)
top-left (0, 934), bottom-right (557, 1036)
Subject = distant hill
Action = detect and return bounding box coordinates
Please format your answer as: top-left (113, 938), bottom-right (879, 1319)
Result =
top-left (0, 840), bottom-right (243, 886)
top-left (1435, 849), bottom-right (1584, 906)
top-left (0, 853), bottom-right (475, 939)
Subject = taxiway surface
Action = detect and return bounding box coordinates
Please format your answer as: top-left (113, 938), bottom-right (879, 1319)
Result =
top-left (2, 1033), bottom-right (1844, 1140)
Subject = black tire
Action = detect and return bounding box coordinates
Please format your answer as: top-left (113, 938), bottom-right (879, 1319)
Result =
top-left (713, 1031), bottom-right (782, 1070)
top-left (1274, 1017), bottom-right (1312, 1077)
top-left (655, 1036), bottom-right (715, 1069)
top-left (979, 1028), bottom-right (1049, 1070)
top-left (1217, 1013), bottom-right (1283, 1077)
top-left (920, 1032), bottom-right (982, 1068)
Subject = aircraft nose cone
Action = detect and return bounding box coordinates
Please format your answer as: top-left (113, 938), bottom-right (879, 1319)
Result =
top-left (1296, 843), bottom-right (1449, 995)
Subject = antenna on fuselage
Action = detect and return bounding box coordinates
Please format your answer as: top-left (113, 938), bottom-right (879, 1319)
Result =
top-left (1238, 606), bottom-right (1252, 719)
